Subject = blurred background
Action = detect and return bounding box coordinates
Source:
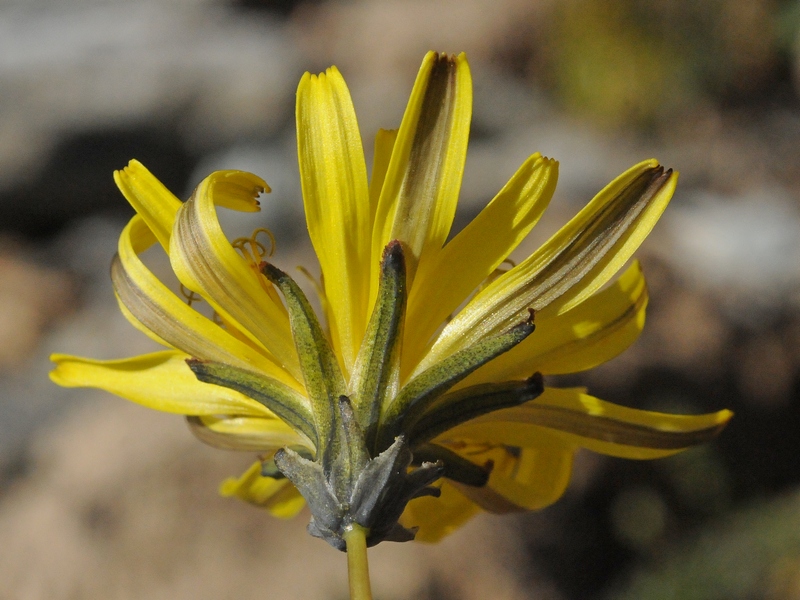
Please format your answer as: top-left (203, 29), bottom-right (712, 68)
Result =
top-left (2, 0), bottom-right (800, 598)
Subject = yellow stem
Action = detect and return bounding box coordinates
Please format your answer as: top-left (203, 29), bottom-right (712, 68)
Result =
top-left (344, 524), bottom-right (373, 600)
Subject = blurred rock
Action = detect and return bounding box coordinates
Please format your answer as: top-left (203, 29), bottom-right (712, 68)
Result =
top-left (0, 216), bottom-right (152, 469)
top-left (657, 187), bottom-right (800, 323)
top-left (0, 0), bottom-right (301, 235)
top-left (0, 395), bottom-right (559, 600)
top-left (644, 286), bottom-right (730, 381)
top-left (0, 243), bottom-right (75, 370)
top-left (291, 0), bottom-right (548, 83)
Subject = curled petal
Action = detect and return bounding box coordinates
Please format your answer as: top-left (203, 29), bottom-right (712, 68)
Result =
top-left (49, 350), bottom-right (273, 416)
top-left (527, 260), bottom-right (648, 374)
top-left (170, 170), bottom-right (301, 378)
top-left (113, 215), bottom-right (298, 388)
top-left (220, 460), bottom-right (306, 518)
top-left (113, 159), bottom-right (181, 252)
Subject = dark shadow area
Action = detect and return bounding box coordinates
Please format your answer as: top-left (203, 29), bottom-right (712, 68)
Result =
top-left (0, 123), bottom-right (198, 239)
top-left (232, 0), bottom-right (327, 17)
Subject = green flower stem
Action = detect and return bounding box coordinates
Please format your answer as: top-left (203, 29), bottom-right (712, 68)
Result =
top-left (344, 524), bottom-right (373, 600)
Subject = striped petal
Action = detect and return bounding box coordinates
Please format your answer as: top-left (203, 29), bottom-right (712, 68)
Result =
top-left (49, 350), bottom-right (273, 416)
top-left (220, 460), bottom-right (306, 518)
top-left (113, 159), bottom-right (181, 252)
top-left (462, 260), bottom-right (647, 385)
top-left (113, 215), bottom-right (298, 388)
top-left (443, 387), bottom-right (733, 460)
top-left (425, 161), bottom-right (675, 366)
top-left (187, 415), bottom-right (311, 452)
top-left (170, 170), bottom-right (300, 378)
top-left (403, 153), bottom-right (559, 370)
top-left (371, 52), bottom-right (472, 283)
top-left (296, 67), bottom-right (371, 375)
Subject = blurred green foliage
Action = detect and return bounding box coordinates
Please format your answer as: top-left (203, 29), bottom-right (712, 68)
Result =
top-left (609, 489), bottom-right (800, 599)
top-left (528, 0), bottom-right (788, 127)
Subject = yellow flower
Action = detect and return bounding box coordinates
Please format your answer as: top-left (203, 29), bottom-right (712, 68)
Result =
top-left (50, 52), bottom-right (731, 546)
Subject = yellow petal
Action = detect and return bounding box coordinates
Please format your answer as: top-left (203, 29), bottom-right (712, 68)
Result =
top-left (530, 260), bottom-right (647, 374)
top-left (170, 170), bottom-right (301, 379)
top-left (399, 480), bottom-right (482, 543)
top-left (371, 52), bottom-right (472, 283)
top-left (49, 350), bottom-right (274, 416)
top-left (462, 261), bottom-right (647, 384)
top-left (220, 460), bottom-right (306, 518)
top-left (368, 129), bottom-right (398, 210)
top-left (187, 415), bottom-right (311, 452)
top-left (402, 437), bottom-right (574, 540)
top-left (445, 387), bottom-right (732, 459)
top-left (113, 159), bottom-right (182, 252)
top-left (404, 153), bottom-right (558, 372)
top-left (114, 215), bottom-right (298, 388)
top-left (296, 67), bottom-right (372, 374)
top-left (554, 164), bottom-right (676, 315)
top-left (442, 438), bottom-right (574, 513)
top-left (426, 161), bottom-right (674, 365)
top-left (263, 484), bottom-right (306, 519)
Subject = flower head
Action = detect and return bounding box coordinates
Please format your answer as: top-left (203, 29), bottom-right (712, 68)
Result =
top-left (51, 52), bottom-right (730, 548)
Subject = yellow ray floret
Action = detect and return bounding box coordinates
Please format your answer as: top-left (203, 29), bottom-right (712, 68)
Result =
top-left (297, 67), bottom-right (372, 376)
top-left (50, 51), bottom-right (730, 547)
